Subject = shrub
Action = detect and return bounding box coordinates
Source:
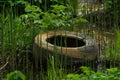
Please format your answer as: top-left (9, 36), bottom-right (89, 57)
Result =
top-left (3, 70), bottom-right (25, 80)
top-left (65, 66), bottom-right (120, 80)
top-left (20, 4), bottom-right (88, 31)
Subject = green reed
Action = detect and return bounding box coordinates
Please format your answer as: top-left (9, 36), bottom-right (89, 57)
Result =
top-left (104, 30), bottom-right (120, 61)
top-left (1, 0), bottom-right (120, 79)
top-left (0, 3), bottom-right (68, 80)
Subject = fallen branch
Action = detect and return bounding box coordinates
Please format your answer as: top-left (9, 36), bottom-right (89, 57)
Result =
top-left (0, 56), bottom-right (9, 71)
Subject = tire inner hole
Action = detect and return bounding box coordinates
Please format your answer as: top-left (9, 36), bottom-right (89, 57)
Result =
top-left (46, 35), bottom-right (86, 47)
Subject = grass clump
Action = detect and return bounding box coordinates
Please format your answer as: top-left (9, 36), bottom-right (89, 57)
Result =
top-left (104, 30), bottom-right (120, 61)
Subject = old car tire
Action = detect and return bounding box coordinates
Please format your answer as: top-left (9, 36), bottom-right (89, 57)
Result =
top-left (33, 31), bottom-right (98, 65)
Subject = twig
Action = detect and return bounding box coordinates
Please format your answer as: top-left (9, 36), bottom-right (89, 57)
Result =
top-left (0, 56), bottom-right (9, 71)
